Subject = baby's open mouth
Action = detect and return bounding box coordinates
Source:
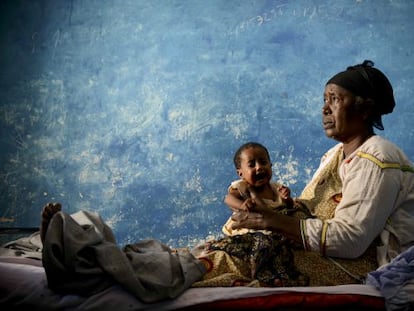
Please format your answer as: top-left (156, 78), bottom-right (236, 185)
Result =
top-left (255, 173), bottom-right (266, 181)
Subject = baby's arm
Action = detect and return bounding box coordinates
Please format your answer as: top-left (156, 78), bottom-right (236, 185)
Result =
top-left (224, 188), bottom-right (255, 212)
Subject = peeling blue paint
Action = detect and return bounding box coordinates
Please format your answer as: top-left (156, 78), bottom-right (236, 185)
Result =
top-left (1, 0), bottom-right (413, 248)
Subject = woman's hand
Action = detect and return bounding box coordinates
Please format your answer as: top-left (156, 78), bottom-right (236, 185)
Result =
top-left (231, 187), bottom-right (302, 243)
top-left (231, 187), bottom-right (273, 230)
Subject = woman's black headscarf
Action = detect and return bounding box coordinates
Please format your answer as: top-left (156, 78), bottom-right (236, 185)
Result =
top-left (326, 60), bottom-right (395, 130)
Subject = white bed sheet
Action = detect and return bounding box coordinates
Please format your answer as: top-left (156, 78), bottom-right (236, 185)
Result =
top-left (0, 257), bottom-right (383, 311)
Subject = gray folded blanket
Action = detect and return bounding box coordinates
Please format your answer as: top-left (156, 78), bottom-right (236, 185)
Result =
top-left (42, 210), bottom-right (206, 303)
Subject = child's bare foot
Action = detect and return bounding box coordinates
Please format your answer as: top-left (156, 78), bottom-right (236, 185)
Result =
top-left (40, 202), bottom-right (62, 243)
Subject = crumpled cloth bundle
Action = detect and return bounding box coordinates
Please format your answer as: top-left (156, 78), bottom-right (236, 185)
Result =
top-left (366, 245), bottom-right (414, 311)
top-left (42, 210), bottom-right (206, 303)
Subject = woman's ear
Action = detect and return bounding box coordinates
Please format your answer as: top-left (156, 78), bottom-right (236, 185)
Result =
top-left (355, 96), bottom-right (375, 121)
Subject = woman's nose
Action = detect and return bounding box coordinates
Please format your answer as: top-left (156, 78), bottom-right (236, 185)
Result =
top-left (322, 105), bottom-right (331, 115)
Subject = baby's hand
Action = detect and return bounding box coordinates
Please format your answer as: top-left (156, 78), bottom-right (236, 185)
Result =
top-left (241, 198), bottom-right (256, 212)
top-left (278, 185), bottom-right (291, 200)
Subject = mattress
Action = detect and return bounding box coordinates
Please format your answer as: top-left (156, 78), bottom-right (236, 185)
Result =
top-left (0, 256), bottom-right (385, 311)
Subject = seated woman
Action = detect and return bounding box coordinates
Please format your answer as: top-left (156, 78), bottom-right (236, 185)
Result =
top-left (193, 60), bottom-right (414, 287)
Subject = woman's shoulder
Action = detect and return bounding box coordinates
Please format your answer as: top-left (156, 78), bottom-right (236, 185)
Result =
top-left (358, 135), bottom-right (412, 164)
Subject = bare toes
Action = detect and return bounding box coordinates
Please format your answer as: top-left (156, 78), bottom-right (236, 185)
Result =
top-left (41, 202), bottom-right (61, 218)
top-left (40, 202), bottom-right (62, 243)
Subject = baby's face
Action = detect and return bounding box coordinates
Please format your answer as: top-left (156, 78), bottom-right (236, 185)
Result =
top-left (237, 147), bottom-right (272, 188)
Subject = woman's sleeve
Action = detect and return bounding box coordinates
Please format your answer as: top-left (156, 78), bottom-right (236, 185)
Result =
top-left (301, 156), bottom-right (400, 258)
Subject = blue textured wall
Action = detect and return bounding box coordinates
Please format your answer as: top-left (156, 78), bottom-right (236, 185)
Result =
top-left (1, 0), bottom-right (414, 247)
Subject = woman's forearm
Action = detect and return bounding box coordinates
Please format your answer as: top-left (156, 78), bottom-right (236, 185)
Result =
top-left (231, 210), bottom-right (302, 244)
top-left (266, 212), bottom-right (302, 243)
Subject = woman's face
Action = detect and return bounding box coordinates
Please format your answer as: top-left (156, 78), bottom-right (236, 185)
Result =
top-left (322, 83), bottom-right (367, 142)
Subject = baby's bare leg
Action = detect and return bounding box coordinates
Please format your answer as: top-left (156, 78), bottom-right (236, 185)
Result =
top-left (40, 202), bottom-right (62, 243)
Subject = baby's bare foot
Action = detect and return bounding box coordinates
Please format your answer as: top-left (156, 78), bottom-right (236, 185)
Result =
top-left (40, 202), bottom-right (62, 243)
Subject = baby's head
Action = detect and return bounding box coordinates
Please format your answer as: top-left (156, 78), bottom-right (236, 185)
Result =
top-left (233, 142), bottom-right (271, 169)
top-left (233, 142), bottom-right (272, 187)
